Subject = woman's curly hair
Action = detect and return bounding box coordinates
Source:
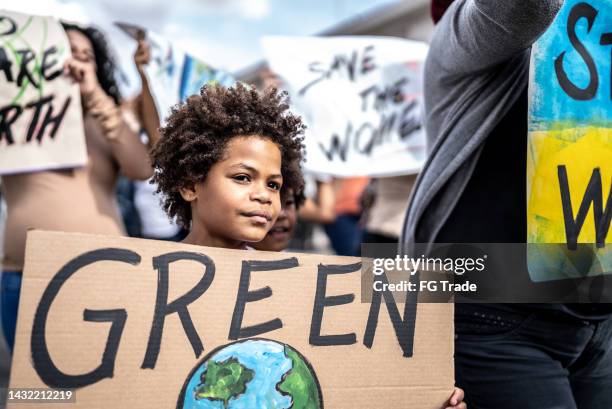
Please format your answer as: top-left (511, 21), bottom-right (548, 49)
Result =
top-left (151, 83), bottom-right (305, 228)
top-left (61, 22), bottom-right (122, 105)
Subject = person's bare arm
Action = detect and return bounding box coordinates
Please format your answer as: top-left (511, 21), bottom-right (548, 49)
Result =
top-left (298, 181), bottom-right (336, 224)
top-left (106, 121), bottom-right (153, 181)
top-left (133, 38), bottom-right (162, 147)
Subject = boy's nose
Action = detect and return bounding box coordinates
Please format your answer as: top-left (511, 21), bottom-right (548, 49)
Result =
top-left (250, 184), bottom-right (272, 204)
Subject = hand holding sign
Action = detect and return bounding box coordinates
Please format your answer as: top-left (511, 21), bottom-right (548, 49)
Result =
top-left (62, 57), bottom-right (123, 141)
top-left (64, 57), bottom-right (100, 99)
top-left (133, 38), bottom-right (151, 75)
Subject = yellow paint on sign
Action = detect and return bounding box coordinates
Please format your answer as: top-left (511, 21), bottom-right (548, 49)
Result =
top-left (527, 126), bottom-right (611, 244)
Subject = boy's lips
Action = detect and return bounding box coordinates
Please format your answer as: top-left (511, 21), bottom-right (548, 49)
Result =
top-left (242, 210), bottom-right (273, 224)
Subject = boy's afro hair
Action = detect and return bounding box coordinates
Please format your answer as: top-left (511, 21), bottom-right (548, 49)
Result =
top-left (150, 83), bottom-right (305, 228)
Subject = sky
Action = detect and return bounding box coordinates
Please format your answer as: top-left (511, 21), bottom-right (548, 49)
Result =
top-left (6, 0), bottom-right (400, 73)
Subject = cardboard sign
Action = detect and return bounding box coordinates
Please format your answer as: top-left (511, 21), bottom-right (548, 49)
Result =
top-left (9, 231), bottom-right (453, 408)
top-left (527, 0), bottom-right (611, 281)
top-left (262, 36), bottom-right (428, 177)
top-left (0, 10), bottom-right (87, 175)
top-left (117, 23), bottom-right (234, 122)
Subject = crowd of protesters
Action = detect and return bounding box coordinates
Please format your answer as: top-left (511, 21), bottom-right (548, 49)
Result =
top-left (1, 0), bottom-right (611, 408)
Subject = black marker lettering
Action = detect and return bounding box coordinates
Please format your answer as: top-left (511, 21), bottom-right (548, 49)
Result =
top-left (364, 271), bottom-right (418, 357)
top-left (0, 47), bottom-right (13, 82)
top-left (142, 251), bottom-right (215, 369)
top-left (16, 49), bottom-right (38, 88)
top-left (309, 262), bottom-right (360, 346)
top-left (0, 104), bottom-right (22, 145)
top-left (0, 16), bottom-right (17, 37)
top-left (555, 3), bottom-right (599, 100)
top-left (41, 46), bottom-right (62, 81)
top-left (229, 258), bottom-right (298, 340)
top-left (31, 248), bottom-right (140, 389)
top-left (558, 165), bottom-right (611, 250)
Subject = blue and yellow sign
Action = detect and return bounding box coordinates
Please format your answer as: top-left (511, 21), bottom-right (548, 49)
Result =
top-left (528, 0), bottom-right (611, 281)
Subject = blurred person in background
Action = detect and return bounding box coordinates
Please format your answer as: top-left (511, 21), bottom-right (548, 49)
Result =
top-left (324, 176), bottom-right (369, 256)
top-left (251, 188), bottom-right (304, 252)
top-left (402, 0), bottom-right (612, 407)
top-left (291, 176), bottom-right (335, 252)
top-left (118, 31), bottom-right (186, 241)
top-left (362, 174), bottom-right (418, 245)
top-left (0, 23), bottom-right (153, 351)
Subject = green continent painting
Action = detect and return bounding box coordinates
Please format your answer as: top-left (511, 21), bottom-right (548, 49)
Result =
top-left (179, 339), bottom-right (322, 409)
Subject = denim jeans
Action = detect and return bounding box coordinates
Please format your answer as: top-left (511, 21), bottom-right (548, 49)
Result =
top-left (324, 214), bottom-right (362, 256)
top-left (455, 304), bottom-right (612, 409)
top-left (1, 271), bottom-right (22, 351)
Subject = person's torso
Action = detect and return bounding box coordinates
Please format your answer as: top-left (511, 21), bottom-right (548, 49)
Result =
top-left (434, 89), bottom-right (612, 320)
top-left (1, 114), bottom-right (125, 270)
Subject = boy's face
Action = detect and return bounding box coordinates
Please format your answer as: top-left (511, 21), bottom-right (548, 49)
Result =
top-left (183, 135), bottom-right (283, 248)
top-left (252, 190), bottom-right (298, 252)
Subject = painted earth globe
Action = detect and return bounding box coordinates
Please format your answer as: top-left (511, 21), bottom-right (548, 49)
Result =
top-left (179, 339), bottom-right (322, 409)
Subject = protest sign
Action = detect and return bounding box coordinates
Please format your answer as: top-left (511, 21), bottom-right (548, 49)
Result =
top-left (0, 10), bottom-right (86, 175)
top-left (262, 36), bottom-right (428, 177)
top-left (117, 22), bottom-right (234, 122)
top-left (9, 231), bottom-right (453, 408)
top-left (528, 0), bottom-right (611, 281)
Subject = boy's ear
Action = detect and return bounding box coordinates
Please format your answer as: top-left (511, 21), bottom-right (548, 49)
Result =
top-left (179, 184), bottom-right (197, 202)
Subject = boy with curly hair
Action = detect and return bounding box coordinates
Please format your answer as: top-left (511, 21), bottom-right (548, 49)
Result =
top-left (150, 83), bottom-right (305, 249)
top-left (152, 83), bottom-right (465, 409)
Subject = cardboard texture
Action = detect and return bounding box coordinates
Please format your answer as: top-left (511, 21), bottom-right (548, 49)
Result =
top-left (9, 231), bottom-right (453, 408)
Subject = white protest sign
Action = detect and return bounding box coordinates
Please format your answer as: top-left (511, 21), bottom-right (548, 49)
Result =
top-left (118, 26), bottom-right (235, 122)
top-left (263, 36), bottom-right (428, 177)
top-left (0, 10), bottom-right (86, 175)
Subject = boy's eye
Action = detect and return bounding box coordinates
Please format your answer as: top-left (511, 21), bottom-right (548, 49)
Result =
top-left (233, 174), bottom-right (251, 183)
top-left (268, 181), bottom-right (282, 191)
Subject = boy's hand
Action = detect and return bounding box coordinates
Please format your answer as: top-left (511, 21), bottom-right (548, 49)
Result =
top-left (64, 57), bottom-right (101, 99)
top-left (443, 387), bottom-right (466, 409)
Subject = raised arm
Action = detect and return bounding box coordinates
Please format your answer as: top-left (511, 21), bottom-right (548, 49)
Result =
top-left (133, 38), bottom-right (162, 148)
top-left (65, 56), bottom-right (153, 180)
top-left (430, 0), bottom-right (564, 76)
top-left (84, 87), bottom-right (153, 180)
